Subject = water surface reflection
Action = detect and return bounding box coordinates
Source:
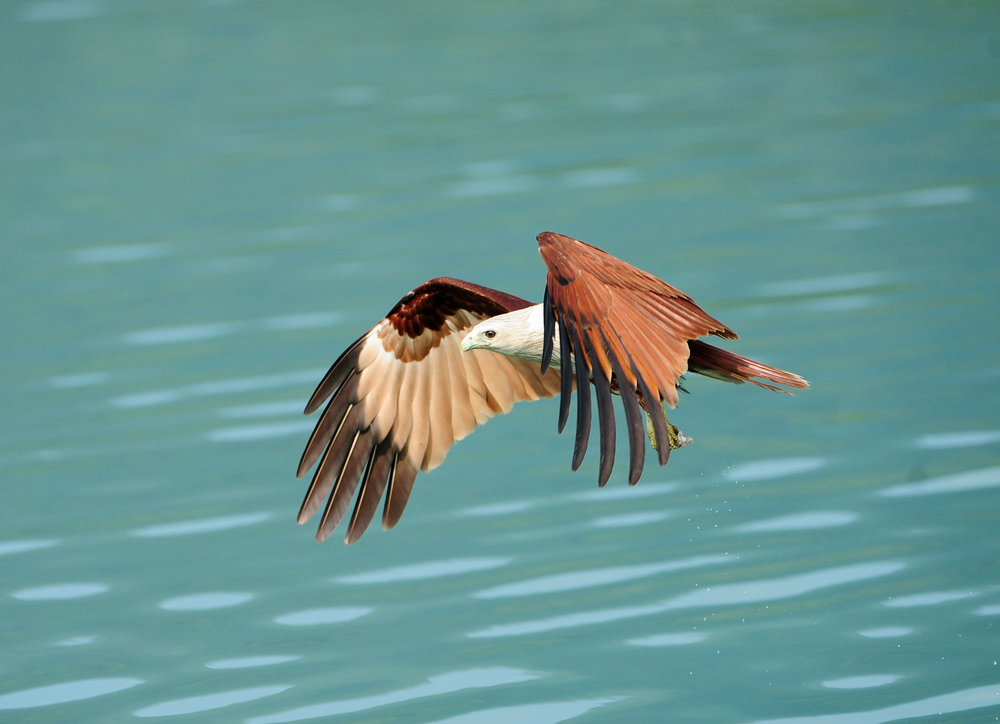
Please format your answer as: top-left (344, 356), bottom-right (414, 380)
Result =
top-left (273, 607), bottom-right (372, 626)
top-left (468, 561), bottom-right (904, 638)
top-left (0, 678), bottom-right (144, 711)
top-left (0, 539), bottom-right (58, 556)
top-left (134, 685), bottom-right (293, 718)
top-left (246, 667), bottom-right (540, 724)
top-left (473, 555), bottom-right (727, 599)
top-left (422, 697), bottom-right (617, 724)
top-left (206, 655), bottom-right (301, 670)
top-left (878, 466), bottom-right (1000, 497)
top-left (11, 583), bottom-right (108, 601)
top-left (336, 558), bottom-right (510, 584)
top-left (746, 681), bottom-right (1000, 724)
top-left (158, 592), bottom-right (254, 611)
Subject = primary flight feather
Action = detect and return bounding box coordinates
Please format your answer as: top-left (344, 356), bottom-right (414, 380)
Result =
top-left (297, 232), bottom-right (808, 544)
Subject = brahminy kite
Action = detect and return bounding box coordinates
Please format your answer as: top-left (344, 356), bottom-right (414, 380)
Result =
top-left (297, 232), bottom-right (808, 544)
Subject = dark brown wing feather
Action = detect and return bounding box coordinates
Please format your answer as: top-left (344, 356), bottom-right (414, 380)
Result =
top-left (298, 277), bottom-right (561, 544)
top-left (537, 231), bottom-right (807, 486)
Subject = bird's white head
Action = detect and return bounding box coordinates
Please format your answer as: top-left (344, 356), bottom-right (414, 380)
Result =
top-left (460, 304), bottom-right (560, 367)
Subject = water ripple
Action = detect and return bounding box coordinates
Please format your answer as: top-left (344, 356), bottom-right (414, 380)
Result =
top-left (724, 458), bottom-right (826, 482)
top-left (71, 243), bottom-right (169, 263)
top-left (124, 313), bottom-right (340, 346)
top-left (158, 592), bottom-right (254, 611)
top-left (187, 370), bottom-right (324, 397)
top-left (336, 558), bottom-right (510, 584)
top-left (132, 512), bottom-right (272, 538)
top-left (245, 667), bottom-right (540, 724)
top-left (459, 501), bottom-right (535, 516)
top-left (22, 0), bottom-right (101, 22)
top-left (778, 185), bottom-right (974, 221)
top-left (114, 390), bottom-right (181, 408)
top-left (467, 561), bottom-right (904, 638)
top-left (473, 555), bottom-right (727, 599)
top-left (11, 583), bottom-right (108, 601)
top-left (915, 429), bottom-right (1000, 449)
top-left (206, 655), bottom-right (301, 670)
top-left (759, 273), bottom-right (891, 298)
top-left (263, 313), bottom-right (343, 331)
top-left (447, 176), bottom-right (535, 198)
top-left (54, 635), bottom-right (98, 646)
top-left (627, 632), bottom-right (707, 647)
top-left (878, 465), bottom-right (1000, 497)
top-left (800, 296), bottom-right (873, 313)
top-left (0, 678), bottom-right (143, 710)
top-left (126, 322), bottom-right (242, 345)
top-left (858, 627), bottom-right (913, 638)
top-left (273, 607), bottom-right (372, 626)
top-left (591, 511), bottom-right (669, 528)
top-left (208, 421), bottom-right (315, 442)
top-left (321, 193), bottom-right (362, 210)
top-left (563, 168), bottom-right (638, 188)
top-left (112, 369), bottom-right (324, 409)
top-left (745, 681), bottom-right (1000, 724)
top-left (569, 481), bottom-right (678, 501)
top-left (882, 590), bottom-right (977, 608)
top-left (217, 401), bottom-right (304, 419)
top-left (0, 539), bottom-right (58, 556)
top-left (134, 685), bottom-right (292, 718)
top-left (49, 372), bottom-right (108, 388)
top-left (733, 511), bottom-right (857, 533)
top-left (423, 697), bottom-right (618, 724)
top-left (739, 296), bottom-right (875, 318)
top-left (822, 675), bottom-right (900, 689)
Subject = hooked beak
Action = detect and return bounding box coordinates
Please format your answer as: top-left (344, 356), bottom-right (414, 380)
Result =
top-left (459, 333), bottom-right (475, 354)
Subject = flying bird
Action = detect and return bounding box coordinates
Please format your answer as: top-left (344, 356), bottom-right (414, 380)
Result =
top-left (297, 232), bottom-right (808, 544)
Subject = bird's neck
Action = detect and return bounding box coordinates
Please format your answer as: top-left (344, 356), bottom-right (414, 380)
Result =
top-left (491, 304), bottom-right (563, 370)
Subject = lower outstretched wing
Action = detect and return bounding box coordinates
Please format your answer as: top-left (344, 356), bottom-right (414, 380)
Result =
top-left (297, 277), bottom-right (560, 544)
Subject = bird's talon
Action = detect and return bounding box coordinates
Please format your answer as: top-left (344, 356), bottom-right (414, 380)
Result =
top-left (646, 407), bottom-right (693, 452)
top-left (669, 424), bottom-right (693, 450)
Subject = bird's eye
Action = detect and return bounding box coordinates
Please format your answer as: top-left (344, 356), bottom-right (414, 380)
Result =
top-left (484, 330), bottom-right (496, 339)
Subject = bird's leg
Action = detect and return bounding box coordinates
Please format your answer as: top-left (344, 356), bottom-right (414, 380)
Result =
top-left (645, 404), bottom-right (693, 451)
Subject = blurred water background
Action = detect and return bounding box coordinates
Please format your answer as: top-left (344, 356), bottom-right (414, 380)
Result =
top-left (3, 1), bottom-right (1000, 722)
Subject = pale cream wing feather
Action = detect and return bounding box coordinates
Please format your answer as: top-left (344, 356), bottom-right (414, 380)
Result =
top-left (297, 278), bottom-right (560, 544)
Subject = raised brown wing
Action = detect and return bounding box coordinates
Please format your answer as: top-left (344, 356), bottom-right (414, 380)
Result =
top-left (537, 231), bottom-right (781, 488)
top-left (297, 277), bottom-right (561, 544)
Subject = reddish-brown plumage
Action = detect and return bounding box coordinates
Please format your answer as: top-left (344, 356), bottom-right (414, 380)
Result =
top-left (297, 233), bottom-right (808, 544)
top-left (536, 231), bottom-right (791, 486)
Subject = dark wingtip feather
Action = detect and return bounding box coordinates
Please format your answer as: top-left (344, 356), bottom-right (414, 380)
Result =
top-left (303, 336), bottom-right (367, 415)
top-left (581, 334), bottom-right (615, 487)
top-left (298, 403), bottom-right (362, 526)
top-left (382, 457), bottom-right (418, 531)
top-left (540, 286), bottom-right (555, 375)
top-left (315, 428), bottom-right (375, 542)
top-left (298, 371), bottom-right (359, 478)
top-left (557, 314), bottom-right (574, 435)
top-left (609, 351), bottom-right (645, 486)
top-left (344, 441), bottom-right (394, 545)
top-left (637, 375), bottom-right (671, 467)
top-left (571, 325), bottom-right (591, 471)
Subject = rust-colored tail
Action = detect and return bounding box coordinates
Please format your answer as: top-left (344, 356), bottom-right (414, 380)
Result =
top-left (687, 340), bottom-right (808, 393)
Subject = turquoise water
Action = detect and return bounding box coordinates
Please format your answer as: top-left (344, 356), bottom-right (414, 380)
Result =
top-left (3, 1), bottom-right (1000, 722)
